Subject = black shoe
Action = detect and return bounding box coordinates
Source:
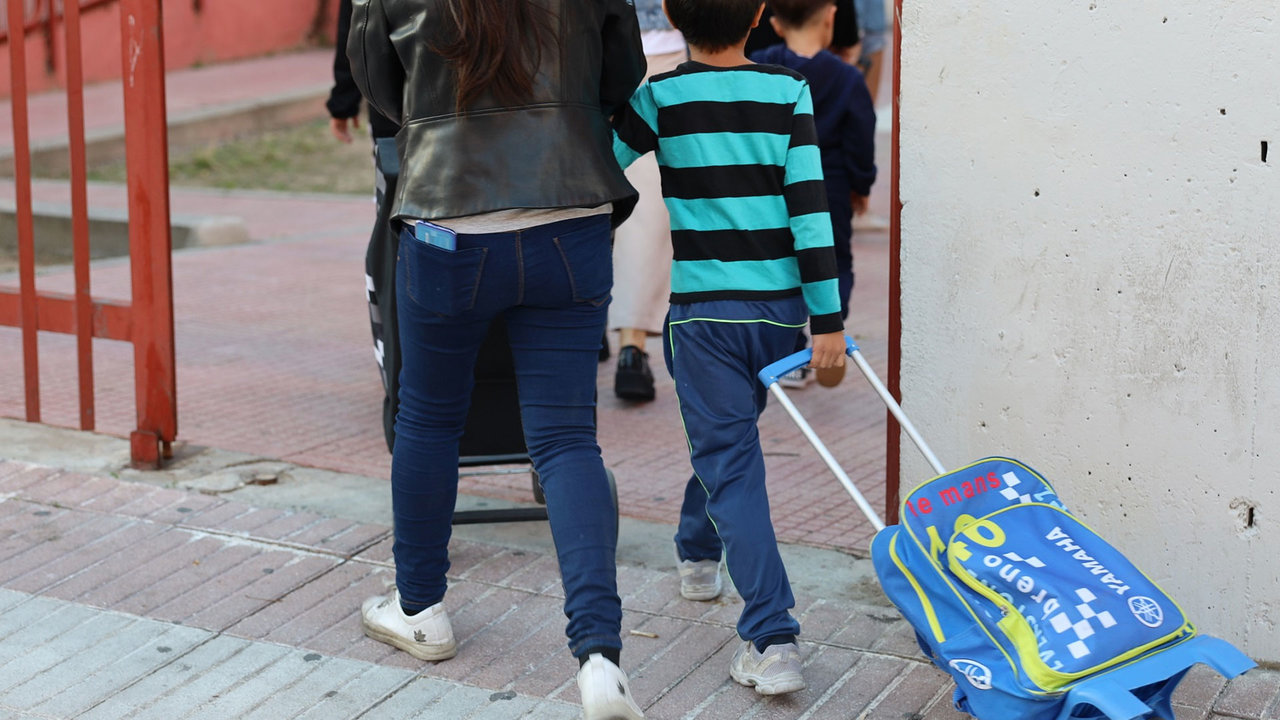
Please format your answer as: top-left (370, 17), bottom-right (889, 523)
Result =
top-left (614, 345), bottom-right (655, 401)
top-left (599, 330), bottom-right (611, 363)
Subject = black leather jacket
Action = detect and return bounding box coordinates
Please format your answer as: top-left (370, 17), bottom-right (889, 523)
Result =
top-left (347, 0), bottom-right (646, 225)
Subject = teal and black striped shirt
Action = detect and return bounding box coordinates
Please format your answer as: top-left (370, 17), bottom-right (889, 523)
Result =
top-left (613, 61), bottom-right (843, 334)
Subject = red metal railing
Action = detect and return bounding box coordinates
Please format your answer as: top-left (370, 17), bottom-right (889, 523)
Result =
top-left (0, 0), bottom-right (118, 75)
top-left (1, 0), bottom-right (177, 468)
top-left (0, 0), bottom-right (118, 44)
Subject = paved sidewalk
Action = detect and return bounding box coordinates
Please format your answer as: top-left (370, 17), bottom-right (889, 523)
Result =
top-left (3, 457), bottom-right (1275, 720)
top-left (0, 457), bottom-right (935, 720)
top-left (0, 185), bottom-right (891, 558)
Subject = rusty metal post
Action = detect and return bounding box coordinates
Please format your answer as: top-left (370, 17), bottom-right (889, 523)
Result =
top-left (64, 0), bottom-right (98, 431)
top-left (886, 0), bottom-right (904, 526)
top-left (6, 0), bottom-right (42, 424)
top-left (118, 0), bottom-right (178, 468)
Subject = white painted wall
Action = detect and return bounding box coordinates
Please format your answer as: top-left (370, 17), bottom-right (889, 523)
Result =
top-left (897, 1), bottom-right (1278, 662)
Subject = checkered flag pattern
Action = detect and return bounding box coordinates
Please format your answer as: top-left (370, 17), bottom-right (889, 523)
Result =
top-left (1002, 551), bottom-right (1046, 568)
top-left (999, 471), bottom-right (1035, 504)
top-left (1048, 588), bottom-right (1119, 659)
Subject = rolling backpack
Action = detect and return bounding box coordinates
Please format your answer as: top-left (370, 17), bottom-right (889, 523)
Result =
top-left (871, 457), bottom-right (1199, 719)
top-left (758, 339), bottom-right (1256, 720)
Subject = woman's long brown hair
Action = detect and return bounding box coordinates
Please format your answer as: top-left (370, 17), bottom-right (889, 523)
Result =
top-left (434, 0), bottom-right (552, 110)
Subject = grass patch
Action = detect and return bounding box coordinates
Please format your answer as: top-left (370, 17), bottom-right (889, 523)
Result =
top-left (87, 118), bottom-right (378, 195)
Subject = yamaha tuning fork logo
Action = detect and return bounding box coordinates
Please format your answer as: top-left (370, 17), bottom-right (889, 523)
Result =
top-left (1128, 596), bottom-right (1165, 628)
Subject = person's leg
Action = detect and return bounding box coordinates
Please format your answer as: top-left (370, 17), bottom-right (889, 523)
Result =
top-left (609, 154), bottom-right (671, 335)
top-left (363, 224), bottom-right (519, 661)
top-left (861, 49), bottom-right (885, 104)
top-left (615, 329), bottom-right (656, 401)
top-left (390, 225), bottom-right (511, 611)
top-left (666, 299), bottom-right (807, 646)
top-left (854, 0), bottom-right (888, 104)
top-left (671, 474), bottom-right (725, 601)
top-left (662, 321), bottom-right (725, 564)
top-left (367, 136), bottom-right (401, 452)
top-left (662, 320), bottom-right (726, 600)
top-left (611, 126), bottom-right (674, 401)
top-left (618, 327), bottom-right (649, 350)
top-left (674, 474), bottom-right (723, 561)
top-left (504, 215), bottom-right (624, 660)
top-left (828, 193), bottom-right (855, 321)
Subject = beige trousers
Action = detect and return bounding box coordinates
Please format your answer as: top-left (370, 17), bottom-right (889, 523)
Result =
top-left (610, 49), bottom-right (685, 335)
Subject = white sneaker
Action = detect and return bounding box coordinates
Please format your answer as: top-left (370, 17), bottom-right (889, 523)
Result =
top-left (361, 589), bottom-right (457, 661)
top-left (577, 654), bottom-right (644, 720)
top-left (729, 640), bottom-right (806, 695)
top-left (778, 368), bottom-right (812, 389)
top-left (675, 548), bottom-right (722, 601)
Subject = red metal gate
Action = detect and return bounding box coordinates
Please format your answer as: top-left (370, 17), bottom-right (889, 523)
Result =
top-left (1, 0), bottom-right (176, 468)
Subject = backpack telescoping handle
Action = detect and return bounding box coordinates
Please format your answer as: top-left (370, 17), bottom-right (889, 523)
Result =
top-left (757, 336), bottom-right (948, 532)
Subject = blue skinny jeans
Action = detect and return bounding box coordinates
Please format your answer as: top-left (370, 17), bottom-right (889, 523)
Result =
top-left (391, 214), bottom-right (621, 658)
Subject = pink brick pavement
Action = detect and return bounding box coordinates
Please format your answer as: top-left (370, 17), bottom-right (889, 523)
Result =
top-left (0, 201), bottom-right (893, 557)
top-left (0, 460), bottom-right (938, 718)
top-left (3, 461), bottom-right (1268, 719)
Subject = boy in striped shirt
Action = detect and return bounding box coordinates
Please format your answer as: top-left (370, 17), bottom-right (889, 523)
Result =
top-left (612, 0), bottom-right (845, 697)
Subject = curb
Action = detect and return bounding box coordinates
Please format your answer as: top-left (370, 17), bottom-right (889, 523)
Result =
top-left (0, 198), bottom-right (250, 264)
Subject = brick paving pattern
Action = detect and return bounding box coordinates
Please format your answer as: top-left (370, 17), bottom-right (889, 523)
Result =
top-left (4, 461), bottom-right (1275, 719)
top-left (0, 179), bottom-right (890, 557)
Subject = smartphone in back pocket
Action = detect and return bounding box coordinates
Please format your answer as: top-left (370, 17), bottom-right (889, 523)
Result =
top-left (413, 220), bottom-right (457, 251)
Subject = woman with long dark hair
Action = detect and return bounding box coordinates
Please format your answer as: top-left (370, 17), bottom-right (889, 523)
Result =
top-left (348, 1), bottom-right (646, 717)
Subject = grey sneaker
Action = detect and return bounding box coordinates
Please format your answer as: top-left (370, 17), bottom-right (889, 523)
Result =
top-left (778, 368), bottom-right (812, 389)
top-left (675, 548), bottom-right (722, 601)
top-left (361, 589), bottom-right (457, 661)
top-left (577, 653), bottom-right (644, 720)
top-left (729, 640), bottom-right (806, 695)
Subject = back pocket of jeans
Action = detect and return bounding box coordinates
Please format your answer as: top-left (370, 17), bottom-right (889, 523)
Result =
top-left (403, 235), bottom-right (487, 316)
top-left (552, 218), bottom-right (612, 306)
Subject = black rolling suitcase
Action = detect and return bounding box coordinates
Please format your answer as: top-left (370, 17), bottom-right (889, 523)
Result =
top-left (453, 315), bottom-right (546, 524)
top-left (452, 316), bottom-right (617, 524)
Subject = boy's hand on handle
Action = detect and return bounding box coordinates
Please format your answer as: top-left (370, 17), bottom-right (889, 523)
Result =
top-left (810, 332), bottom-right (846, 369)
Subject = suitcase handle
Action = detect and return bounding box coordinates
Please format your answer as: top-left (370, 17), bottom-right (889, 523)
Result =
top-left (758, 336), bottom-right (860, 386)
top-left (757, 336), bottom-right (948, 530)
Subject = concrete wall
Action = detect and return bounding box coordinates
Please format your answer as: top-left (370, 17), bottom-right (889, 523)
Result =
top-left (897, 2), bottom-right (1278, 662)
top-left (1, 0), bottom-right (334, 98)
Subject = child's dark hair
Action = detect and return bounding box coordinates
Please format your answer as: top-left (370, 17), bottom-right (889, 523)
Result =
top-left (768, 0), bottom-right (834, 28)
top-left (665, 0), bottom-right (764, 51)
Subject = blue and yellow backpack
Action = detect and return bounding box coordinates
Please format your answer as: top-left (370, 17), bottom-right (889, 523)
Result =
top-left (758, 342), bottom-right (1256, 720)
top-left (870, 456), bottom-right (1251, 720)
